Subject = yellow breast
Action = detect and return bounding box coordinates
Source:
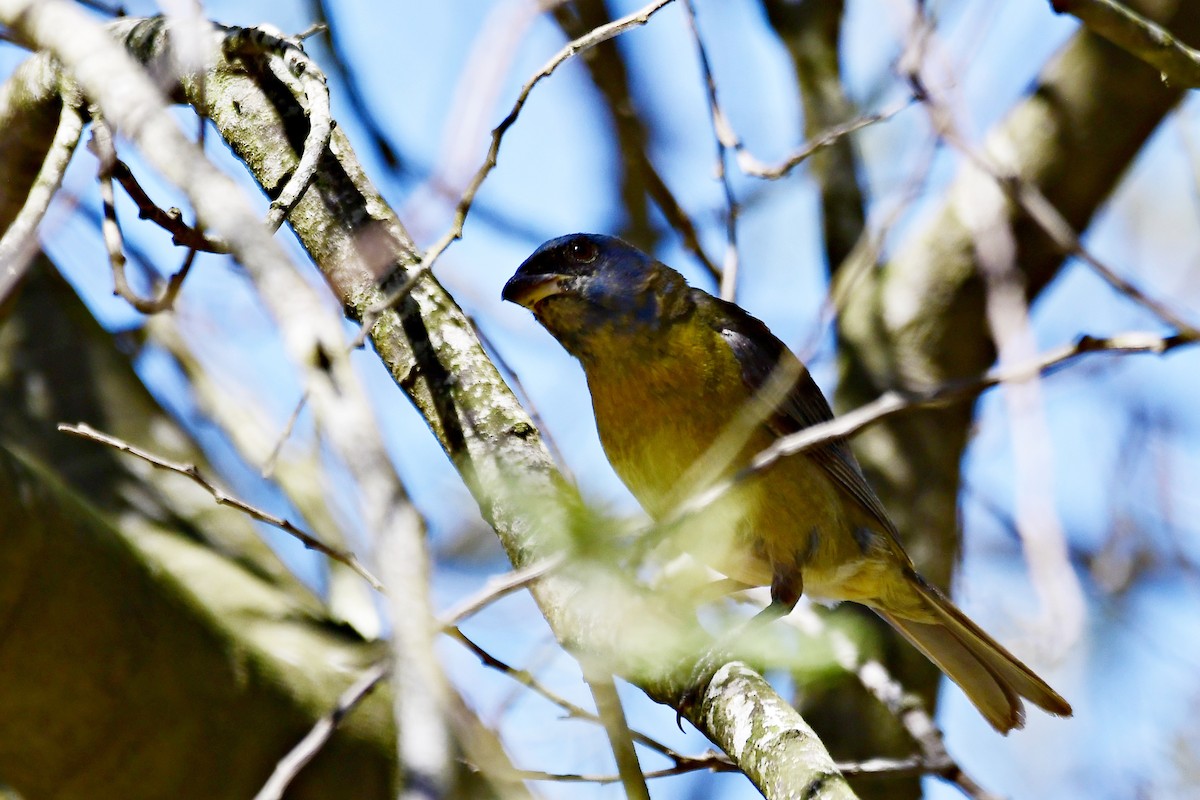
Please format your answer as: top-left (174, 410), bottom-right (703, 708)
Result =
top-left (579, 318), bottom-right (883, 597)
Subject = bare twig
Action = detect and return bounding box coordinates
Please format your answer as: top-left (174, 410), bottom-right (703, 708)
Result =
top-left (107, 157), bottom-right (227, 252)
top-left (735, 98), bottom-right (913, 181)
top-left (438, 555), bottom-right (564, 628)
top-left (293, 22), bottom-right (327, 41)
top-left (749, 331), bottom-right (1192, 478)
top-left (146, 318), bottom-right (380, 637)
top-left (252, 662), bottom-right (390, 800)
top-left (507, 759), bottom-right (731, 784)
top-left (682, 0), bottom-right (740, 301)
top-left (793, 606), bottom-right (999, 800)
top-left (447, 627), bottom-right (590, 721)
top-left (0, 98), bottom-right (82, 302)
top-left (446, 628), bottom-right (718, 769)
top-left (1007, 173), bottom-right (1199, 337)
top-left (363, 0), bottom-right (679, 327)
top-left (222, 25), bottom-right (332, 232)
top-left (500, 743), bottom-right (985, 786)
top-left (1051, 0), bottom-right (1200, 87)
top-left (89, 114), bottom-right (196, 313)
top-left (261, 390), bottom-right (309, 480)
top-left (57, 422), bottom-right (386, 592)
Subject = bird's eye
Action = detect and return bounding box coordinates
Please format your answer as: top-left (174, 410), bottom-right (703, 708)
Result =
top-left (568, 240), bottom-right (598, 264)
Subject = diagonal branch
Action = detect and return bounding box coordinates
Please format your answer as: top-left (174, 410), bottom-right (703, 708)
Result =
top-left (58, 422), bottom-right (387, 592)
top-left (1051, 0), bottom-right (1200, 87)
top-left (253, 662), bottom-right (391, 800)
top-left (681, 0), bottom-right (740, 301)
top-left (0, 95), bottom-right (82, 301)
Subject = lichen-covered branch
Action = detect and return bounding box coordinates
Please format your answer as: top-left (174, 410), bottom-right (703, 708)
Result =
top-left (0, 10), bottom-right (857, 798)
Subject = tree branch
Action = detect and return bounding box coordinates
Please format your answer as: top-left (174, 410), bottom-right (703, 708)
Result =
top-left (58, 421), bottom-right (386, 592)
top-left (1052, 0), bottom-right (1200, 87)
top-left (254, 663), bottom-right (391, 800)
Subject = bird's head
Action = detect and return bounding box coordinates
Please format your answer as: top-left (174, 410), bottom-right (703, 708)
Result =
top-left (502, 233), bottom-right (694, 360)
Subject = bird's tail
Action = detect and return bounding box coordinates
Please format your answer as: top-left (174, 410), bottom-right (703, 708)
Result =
top-left (875, 578), bottom-right (1072, 734)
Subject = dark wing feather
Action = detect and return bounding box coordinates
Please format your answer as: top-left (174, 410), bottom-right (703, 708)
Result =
top-left (700, 292), bottom-right (898, 537)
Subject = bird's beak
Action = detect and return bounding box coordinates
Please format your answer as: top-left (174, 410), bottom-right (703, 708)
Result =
top-left (501, 273), bottom-right (571, 310)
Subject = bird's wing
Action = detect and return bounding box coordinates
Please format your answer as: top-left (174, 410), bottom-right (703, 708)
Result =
top-left (702, 293), bottom-right (899, 537)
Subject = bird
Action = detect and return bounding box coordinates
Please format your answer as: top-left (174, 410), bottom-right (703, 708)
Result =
top-left (501, 232), bottom-right (1072, 733)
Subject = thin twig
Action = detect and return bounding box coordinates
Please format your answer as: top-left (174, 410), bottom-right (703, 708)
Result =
top-left (222, 25), bottom-right (333, 232)
top-left (261, 390), bottom-right (309, 479)
top-left (57, 422), bottom-right (386, 592)
top-left (760, 594), bottom-right (998, 798)
top-left (89, 115), bottom-right (196, 313)
top-left (252, 662), bottom-right (390, 800)
top-left (746, 331), bottom-right (1192, 483)
top-left (362, 0), bottom-right (679, 329)
top-left (507, 760), bottom-right (732, 784)
top-left (823, 622), bottom-right (996, 798)
top-left (294, 22), bottom-right (327, 41)
top-left (907, 70), bottom-right (1200, 339)
top-left (438, 555), bottom-right (564, 628)
top-left (446, 628), bottom-right (712, 768)
top-left (682, 0), bottom-right (740, 301)
top-left (1009, 173), bottom-right (1199, 337)
top-left (735, 97), bottom-right (913, 180)
top-left (0, 98), bottom-right (83, 302)
top-left (108, 157), bottom-right (227, 252)
top-left (662, 330), bottom-right (1195, 542)
top-left (507, 751), bottom-right (959, 784)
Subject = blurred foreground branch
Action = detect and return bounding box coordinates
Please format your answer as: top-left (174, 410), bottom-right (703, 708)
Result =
top-left (1052, 0), bottom-right (1200, 87)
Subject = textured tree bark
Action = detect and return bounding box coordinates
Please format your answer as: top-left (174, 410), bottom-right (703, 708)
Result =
top-left (0, 20), bottom-right (516, 800)
top-left (0, 10), bottom-right (856, 799)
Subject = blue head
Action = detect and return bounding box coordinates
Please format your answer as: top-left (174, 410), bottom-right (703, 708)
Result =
top-left (502, 234), bottom-right (694, 360)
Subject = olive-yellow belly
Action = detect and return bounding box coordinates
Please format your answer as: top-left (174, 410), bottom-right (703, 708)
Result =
top-left (581, 327), bottom-right (895, 607)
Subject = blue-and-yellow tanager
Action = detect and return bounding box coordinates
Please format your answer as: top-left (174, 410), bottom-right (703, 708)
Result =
top-left (502, 233), bottom-right (1072, 733)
